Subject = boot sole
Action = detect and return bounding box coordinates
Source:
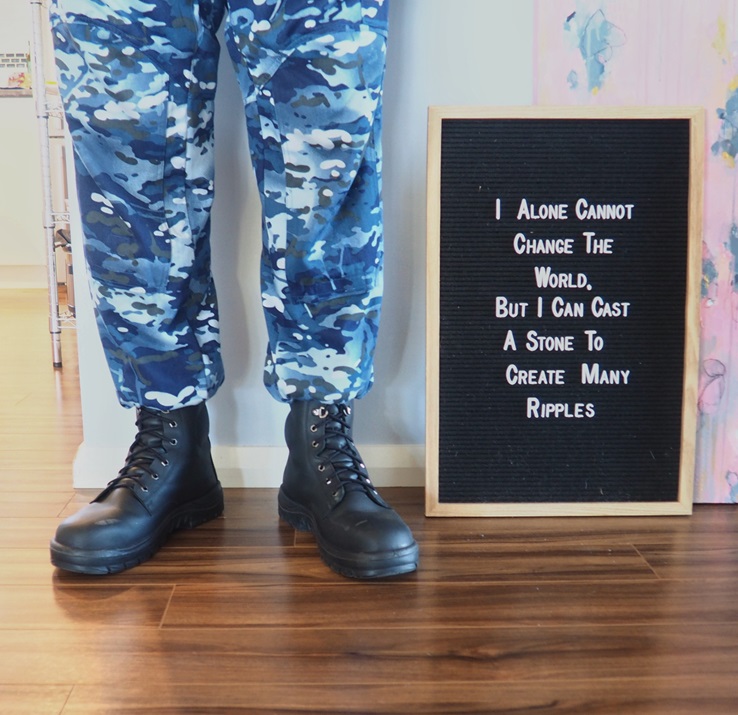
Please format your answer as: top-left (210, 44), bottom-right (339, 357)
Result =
top-left (50, 483), bottom-right (225, 575)
top-left (277, 488), bottom-right (419, 579)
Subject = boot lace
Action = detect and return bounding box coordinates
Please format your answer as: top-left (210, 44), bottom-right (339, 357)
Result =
top-left (95, 408), bottom-right (175, 505)
top-left (313, 405), bottom-right (379, 498)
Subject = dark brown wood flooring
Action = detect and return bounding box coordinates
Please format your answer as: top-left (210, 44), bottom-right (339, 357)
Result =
top-left (2, 290), bottom-right (737, 714)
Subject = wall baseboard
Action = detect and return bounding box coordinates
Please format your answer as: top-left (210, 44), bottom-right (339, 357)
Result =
top-left (72, 442), bottom-right (425, 488)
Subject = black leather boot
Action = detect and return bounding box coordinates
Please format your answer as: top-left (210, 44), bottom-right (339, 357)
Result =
top-left (278, 401), bottom-right (419, 579)
top-left (50, 403), bottom-right (224, 574)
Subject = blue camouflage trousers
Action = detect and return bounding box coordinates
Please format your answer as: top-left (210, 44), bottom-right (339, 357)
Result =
top-left (50, 0), bottom-right (388, 410)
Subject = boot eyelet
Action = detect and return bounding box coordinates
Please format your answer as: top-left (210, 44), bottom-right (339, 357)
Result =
top-left (311, 440), bottom-right (319, 448)
top-left (170, 438), bottom-right (178, 445)
top-left (310, 424), bottom-right (318, 433)
top-left (141, 486), bottom-right (149, 492)
top-left (168, 421), bottom-right (177, 428)
top-left (318, 464), bottom-right (326, 472)
top-left (152, 474), bottom-right (160, 480)
top-left (161, 459), bottom-right (169, 467)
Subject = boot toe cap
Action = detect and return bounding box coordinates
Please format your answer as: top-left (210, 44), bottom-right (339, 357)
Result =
top-left (53, 500), bottom-right (149, 553)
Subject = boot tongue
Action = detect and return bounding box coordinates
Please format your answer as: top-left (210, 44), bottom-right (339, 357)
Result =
top-left (113, 414), bottom-right (165, 483)
top-left (323, 416), bottom-right (368, 492)
top-left (92, 409), bottom-right (167, 505)
top-left (136, 431), bottom-right (163, 450)
top-left (317, 405), bottom-right (386, 505)
top-left (131, 408), bottom-right (168, 454)
top-left (126, 411), bottom-right (165, 465)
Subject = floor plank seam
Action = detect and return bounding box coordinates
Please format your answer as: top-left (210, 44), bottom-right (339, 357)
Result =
top-left (630, 544), bottom-right (662, 578)
top-left (57, 684), bottom-right (75, 715)
top-left (158, 586), bottom-right (178, 630)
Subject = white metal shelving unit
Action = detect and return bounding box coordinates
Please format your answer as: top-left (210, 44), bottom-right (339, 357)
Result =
top-left (29, 0), bottom-right (75, 368)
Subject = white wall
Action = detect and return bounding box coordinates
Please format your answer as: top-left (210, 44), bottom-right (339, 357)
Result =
top-left (0, 0), bottom-right (45, 287)
top-left (72, 0), bottom-right (536, 487)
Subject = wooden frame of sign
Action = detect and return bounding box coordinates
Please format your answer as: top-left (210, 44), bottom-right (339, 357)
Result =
top-left (426, 106), bottom-right (703, 517)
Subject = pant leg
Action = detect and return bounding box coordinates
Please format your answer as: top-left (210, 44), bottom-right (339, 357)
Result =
top-left (225, 0), bottom-right (389, 403)
top-left (50, 0), bottom-right (226, 410)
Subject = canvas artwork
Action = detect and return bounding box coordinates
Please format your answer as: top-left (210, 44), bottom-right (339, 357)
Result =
top-left (535, 0), bottom-right (738, 503)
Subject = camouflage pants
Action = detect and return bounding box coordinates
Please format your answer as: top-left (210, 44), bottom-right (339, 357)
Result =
top-left (50, 0), bottom-right (388, 410)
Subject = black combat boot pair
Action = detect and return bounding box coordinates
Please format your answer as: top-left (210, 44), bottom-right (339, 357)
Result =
top-left (51, 401), bottom-right (418, 579)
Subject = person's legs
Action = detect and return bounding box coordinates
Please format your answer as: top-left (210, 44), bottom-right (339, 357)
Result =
top-left (49, 0), bottom-right (226, 573)
top-left (49, 0), bottom-right (416, 578)
top-left (226, 0), bottom-right (417, 577)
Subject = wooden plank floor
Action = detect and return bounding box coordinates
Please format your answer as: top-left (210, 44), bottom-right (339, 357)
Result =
top-left (2, 289), bottom-right (738, 714)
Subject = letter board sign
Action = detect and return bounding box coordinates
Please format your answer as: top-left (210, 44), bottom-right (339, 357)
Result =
top-left (426, 106), bottom-right (702, 517)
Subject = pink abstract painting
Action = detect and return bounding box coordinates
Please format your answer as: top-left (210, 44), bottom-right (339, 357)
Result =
top-left (535, 0), bottom-right (738, 502)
